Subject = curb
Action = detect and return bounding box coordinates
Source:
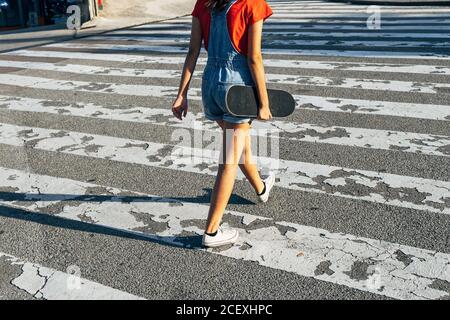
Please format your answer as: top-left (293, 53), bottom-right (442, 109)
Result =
top-left (0, 14), bottom-right (191, 55)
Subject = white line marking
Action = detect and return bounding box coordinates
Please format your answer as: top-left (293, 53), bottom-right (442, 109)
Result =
top-left (0, 74), bottom-right (201, 98)
top-left (0, 123), bottom-right (448, 214)
top-left (272, 9), bottom-right (450, 13)
top-left (0, 95), bottom-right (449, 156)
top-left (0, 60), bottom-right (184, 78)
top-left (2, 72), bottom-right (448, 96)
top-left (265, 73), bottom-right (448, 94)
top-left (267, 13), bottom-right (450, 18)
top-left (133, 22), bottom-right (450, 30)
top-left (0, 252), bottom-right (144, 300)
top-left (85, 35), bottom-right (450, 49)
top-left (5, 49), bottom-right (450, 76)
top-left (0, 71), bottom-right (449, 120)
top-left (1, 168), bottom-right (449, 300)
top-left (296, 95), bottom-right (450, 121)
top-left (111, 28), bottom-right (450, 39)
top-left (2, 49), bottom-right (193, 64)
top-left (174, 17), bottom-right (450, 25)
top-left (44, 42), bottom-right (450, 59)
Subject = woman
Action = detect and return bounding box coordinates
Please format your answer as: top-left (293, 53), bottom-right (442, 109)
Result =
top-left (172, 0), bottom-right (275, 248)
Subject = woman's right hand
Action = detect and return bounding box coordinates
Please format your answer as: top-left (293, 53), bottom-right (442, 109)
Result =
top-left (258, 105), bottom-right (272, 121)
top-left (172, 95), bottom-right (188, 120)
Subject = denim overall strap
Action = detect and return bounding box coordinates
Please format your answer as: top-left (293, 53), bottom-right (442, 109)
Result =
top-left (207, 0), bottom-right (248, 69)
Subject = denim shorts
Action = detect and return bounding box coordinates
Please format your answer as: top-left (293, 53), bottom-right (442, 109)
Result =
top-left (201, 63), bottom-right (254, 124)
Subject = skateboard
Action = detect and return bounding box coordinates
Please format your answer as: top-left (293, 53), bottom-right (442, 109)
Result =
top-left (225, 85), bottom-right (296, 118)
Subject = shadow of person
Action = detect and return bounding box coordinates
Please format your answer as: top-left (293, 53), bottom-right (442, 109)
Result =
top-left (0, 188), bottom-right (255, 205)
top-left (0, 187), bottom-right (254, 250)
top-left (0, 204), bottom-right (204, 250)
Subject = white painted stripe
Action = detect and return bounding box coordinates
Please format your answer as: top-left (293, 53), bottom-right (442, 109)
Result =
top-left (261, 25), bottom-right (450, 31)
top-left (1, 168), bottom-right (449, 300)
top-left (259, 48), bottom-right (450, 59)
top-left (272, 0), bottom-right (355, 3)
top-left (88, 35), bottom-right (450, 50)
top-left (0, 123), bottom-right (448, 214)
top-left (3, 59), bottom-right (450, 92)
top-left (263, 60), bottom-right (450, 76)
top-left (1, 95), bottom-right (448, 157)
top-left (269, 0), bottom-right (444, 3)
top-left (141, 20), bottom-right (450, 29)
top-left (296, 95), bottom-right (450, 121)
top-left (270, 5), bottom-right (449, 8)
top-left (269, 2), bottom-right (446, 5)
top-left (269, 0), bottom-right (366, 3)
top-left (174, 17), bottom-right (450, 25)
top-left (272, 1), bottom-right (349, 2)
top-left (269, 2), bottom-right (450, 7)
top-left (272, 9), bottom-right (450, 13)
top-left (0, 60), bottom-right (184, 78)
top-left (270, 2), bottom-right (448, 6)
top-left (1, 72), bottom-right (449, 120)
top-left (1, 72), bottom-right (448, 103)
top-left (0, 74), bottom-right (201, 98)
top-left (5, 49), bottom-right (450, 76)
top-left (265, 73), bottom-right (448, 94)
top-left (44, 42), bottom-right (450, 59)
top-left (2, 71), bottom-right (450, 118)
top-left (266, 18), bottom-right (450, 24)
top-left (46, 41), bottom-right (191, 54)
top-left (111, 28), bottom-right (450, 39)
top-left (2, 49), bottom-right (194, 64)
top-left (271, 4), bottom-right (450, 7)
top-left (85, 35), bottom-right (450, 49)
top-left (0, 252), bottom-right (144, 300)
top-left (267, 13), bottom-right (450, 18)
top-left (267, 121), bottom-right (450, 157)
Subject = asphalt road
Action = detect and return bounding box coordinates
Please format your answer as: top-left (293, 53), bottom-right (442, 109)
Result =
top-left (0, 0), bottom-right (449, 300)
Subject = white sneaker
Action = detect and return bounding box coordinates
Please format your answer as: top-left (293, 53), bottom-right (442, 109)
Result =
top-left (202, 227), bottom-right (239, 248)
top-left (258, 172), bottom-right (275, 203)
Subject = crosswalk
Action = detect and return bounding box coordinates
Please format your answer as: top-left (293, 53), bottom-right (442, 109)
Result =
top-left (0, 252), bottom-right (143, 300)
top-left (0, 0), bottom-right (449, 300)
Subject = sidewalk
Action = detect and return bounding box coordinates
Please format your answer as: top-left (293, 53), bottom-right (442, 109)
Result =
top-left (0, 0), bottom-right (196, 53)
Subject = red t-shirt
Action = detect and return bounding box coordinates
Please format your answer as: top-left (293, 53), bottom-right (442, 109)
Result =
top-left (191, 0), bottom-right (273, 56)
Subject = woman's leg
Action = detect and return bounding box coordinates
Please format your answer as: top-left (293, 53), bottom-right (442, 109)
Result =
top-left (205, 121), bottom-right (253, 233)
top-left (216, 120), bottom-right (264, 194)
top-left (238, 131), bottom-right (265, 194)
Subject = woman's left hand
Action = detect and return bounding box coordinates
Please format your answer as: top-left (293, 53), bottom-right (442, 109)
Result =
top-left (172, 96), bottom-right (189, 120)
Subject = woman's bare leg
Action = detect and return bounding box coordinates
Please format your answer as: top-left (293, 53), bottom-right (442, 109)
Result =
top-left (216, 120), bottom-right (264, 194)
top-left (205, 121), bottom-right (254, 233)
top-left (239, 132), bottom-right (265, 194)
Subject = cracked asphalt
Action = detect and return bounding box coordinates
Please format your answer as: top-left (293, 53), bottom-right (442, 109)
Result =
top-left (0, 0), bottom-right (449, 300)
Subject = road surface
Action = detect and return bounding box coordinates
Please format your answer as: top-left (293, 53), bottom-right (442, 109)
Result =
top-left (0, 0), bottom-right (449, 300)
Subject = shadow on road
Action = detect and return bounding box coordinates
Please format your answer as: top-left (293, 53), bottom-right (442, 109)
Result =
top-left (0, 188), bottom-right (254, 205)
top-left (0, 188), bottom-right (254, 249)
top-left (0, 203), bottom-right (204, 249)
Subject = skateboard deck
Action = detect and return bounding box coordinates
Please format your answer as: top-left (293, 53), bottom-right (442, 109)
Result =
top-left (225, 85), bottom-right (296, 118)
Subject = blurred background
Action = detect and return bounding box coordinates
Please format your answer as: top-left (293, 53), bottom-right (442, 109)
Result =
top-left (0, 0), bottom-right (195, 52)
top-left (0, 0), bottom-right (196, 31)
top-left (0, 0), bottom-right (99, 30)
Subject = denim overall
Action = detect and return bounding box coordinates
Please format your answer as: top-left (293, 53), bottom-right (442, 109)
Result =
top-left (201, 0), bottom-right (254, 124)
